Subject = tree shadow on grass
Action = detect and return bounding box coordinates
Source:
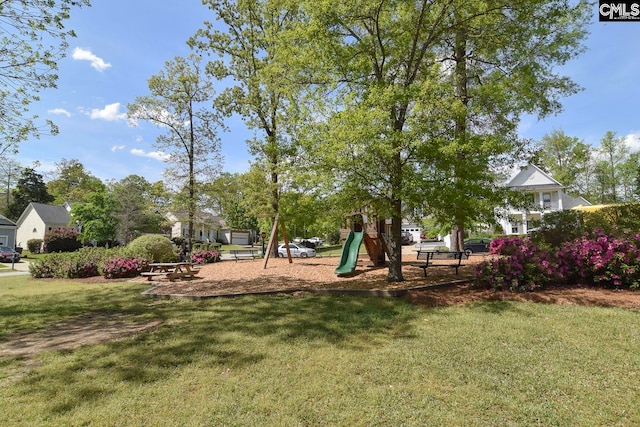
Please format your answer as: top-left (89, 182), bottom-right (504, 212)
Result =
top-left (7, 294), bottom-right (419, 416)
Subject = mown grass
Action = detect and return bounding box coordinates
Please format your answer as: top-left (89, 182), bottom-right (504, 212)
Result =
top-left (1, 276), bottom-right (639, 425)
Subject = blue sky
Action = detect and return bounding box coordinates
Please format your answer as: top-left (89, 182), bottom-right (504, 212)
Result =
top-left (15, 1), bottom-right (640, 183)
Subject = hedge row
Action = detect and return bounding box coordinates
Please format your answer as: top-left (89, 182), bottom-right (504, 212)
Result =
top-left (29, 241), bottom-right (221, 280)
top-left (475, 231), bottom-right (640, 292)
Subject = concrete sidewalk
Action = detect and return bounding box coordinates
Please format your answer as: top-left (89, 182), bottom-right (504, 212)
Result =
top-left (0, 259), bottom-right (31, 276)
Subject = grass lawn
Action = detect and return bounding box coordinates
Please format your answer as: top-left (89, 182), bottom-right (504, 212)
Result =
top-left (1, 276), bottom-right (639, 426)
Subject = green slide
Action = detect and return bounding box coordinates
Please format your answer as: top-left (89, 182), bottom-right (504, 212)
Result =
top-left (334, 230), bottom-right (365, 276)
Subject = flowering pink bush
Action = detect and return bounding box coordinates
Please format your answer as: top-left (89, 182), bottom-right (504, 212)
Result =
top-left (102, 256), bottom-right (149, 279)
top-left (556, 231), bottom-right (640, 289)
top-left (190, 250), bottom-right (220, 265)
top-left (475, 236), bottom-right (561, 292)
top-left (475, 232), bottom-right (640, 292)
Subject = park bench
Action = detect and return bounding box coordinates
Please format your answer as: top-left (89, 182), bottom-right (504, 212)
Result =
top-left (230, 249), bottom-right (260, 262)
top-left (410, 250), bottom-right (468, 277)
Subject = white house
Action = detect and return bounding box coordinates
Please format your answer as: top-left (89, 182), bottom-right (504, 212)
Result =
top-left (166, 210), bottom-right (229, 243)
top-left (15, 202), bottom-right (75, 248)
top-left (166, 210), bottom-right (256, 245)
top-left (497, 164), bottom-right (591, 235)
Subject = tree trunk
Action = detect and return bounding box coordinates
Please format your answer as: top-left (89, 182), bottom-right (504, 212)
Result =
top-left (187, 102), bottom-right (196, 258)
top-left (451, 22), bottom-right (468, 251)
top-left (386, 152), bottom-right (404, 282)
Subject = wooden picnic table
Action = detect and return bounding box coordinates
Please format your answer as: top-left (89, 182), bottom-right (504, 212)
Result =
top-left (141, 262), bottom-right (200, 281)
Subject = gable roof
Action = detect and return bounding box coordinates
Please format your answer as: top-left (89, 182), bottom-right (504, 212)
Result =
top-left (0, 213), bottom-right (16, 227)
top-left (166, 210), bottom-right (224, 227)
top-left (17, 203), bottom-right (71, 227)
top-left (507, 164), bottom-right (563, 189)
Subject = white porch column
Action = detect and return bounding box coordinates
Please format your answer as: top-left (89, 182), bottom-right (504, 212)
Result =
top-left (557, 190), bottom-right (563, 210)
top-left (538, 191), bottom-right (544, 210)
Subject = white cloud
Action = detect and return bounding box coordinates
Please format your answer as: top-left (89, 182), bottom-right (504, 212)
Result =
top-left (111, 145), bottom-right (125, 152)
top-left (47, 108), bottom-right (71, 118)
top-left (624, 131), bottom-right (640, 153)
top-left (130, 148), bottom-right (170, 161)
top-left (72, 47), bottom-right (112, 72)
top-left (89, 102), bottom-right (127, 121)
top-left (135, 135), bottom-right (143, 143)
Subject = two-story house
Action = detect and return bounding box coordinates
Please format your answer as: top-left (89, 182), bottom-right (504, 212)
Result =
top-left (497, 164), bottom-right (591, 235)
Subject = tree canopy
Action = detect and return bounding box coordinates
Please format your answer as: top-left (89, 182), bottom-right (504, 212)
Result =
top-left (128, 54), bottom-right (223, 249)
top-left (0, 0), bottom-right (90, 156)
top-left (283, 0), bottom-right (590, 281)
top-left (47, 158), bottom-right (105, 204)
top-left (5, 168), bottom-right (54, 221)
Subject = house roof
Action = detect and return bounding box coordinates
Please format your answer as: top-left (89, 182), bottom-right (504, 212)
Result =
top-left (0, 213), bottom-right (16, 227)
top-left (17, 203), bottom-right (72, 226)
top-left (562, 194), bottom-right (592, 209)
top-left (166, 210), bottom-right (225, 227)
top-left (507, 164), bottom-right (563, 189)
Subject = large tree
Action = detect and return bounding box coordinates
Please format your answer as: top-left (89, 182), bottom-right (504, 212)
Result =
top-left (597, 131), bottom-right (629, 203)
top-left (0, 0), bottom-right (90, 156)
top-left (534, 130), bottom-right (591, 196)
top-left (47, 158), bottom-right (105, 204)
top-left (110, 175), bottom-right (166, 244)
top-left (202, 172), bottom-right (258, 231)
top-left (71, 188), bottom-right (117, 244)
top-left (5, 168), bottom-right (54, 221)
top-left (0, 158), bottom-right (24, 211)
top-left (128, 55), bottom-right (222, 251)
top-left (189, 0), bottom-right (301, 257)
top-left (292, 0), bottom-right (590, 281)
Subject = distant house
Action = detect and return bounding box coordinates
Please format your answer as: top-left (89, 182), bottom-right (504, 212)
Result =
top-left (497, 164), bottom-right (591, 235)
top-left (166, 210), bottom-right (256, 245)
top-left (0, 214), bottom-right (17, 248)
top-left (16, 202), bottom-right (75, 248)
top-left (166, 210), bottom-right (225, 243)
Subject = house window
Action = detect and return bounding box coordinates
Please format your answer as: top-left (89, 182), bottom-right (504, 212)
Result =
top-left (543, 193), bottom-right (551, 209)
top-left (32, 228), bottom-right (37, 233)
top-left (511, 225), bottom-right (519, 234)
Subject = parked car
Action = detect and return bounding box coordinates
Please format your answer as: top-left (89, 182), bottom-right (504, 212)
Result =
top-left (298, 240), bottom-right (316, 249)
top-left (463, 238), bottom-right (492, 254)
top-left (401, 231), bottom-right (414, 245)
top-left (307, 237), bottom-right (324, 246)
top-left (0, 246), bottom-right (20, 262)
top-left (277, 243), bottom-right (317, 258)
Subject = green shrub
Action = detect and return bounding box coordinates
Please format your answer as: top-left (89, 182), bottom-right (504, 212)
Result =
top-left (101, 255), bottom-right (149, 279)
top-left (192, 241), bottom-right (221, 252)
top-left (43, 229), bottom-right (82, 253)
top-left (528, 210), bottom-right (585, 249)
top-left (127, 234), bottom-right (176, 263)
top-left (29, 247), bottom-right (109, 278)
top-left (27, 239), bottom-right (43, 253)
top-left (583, 203), bottom-right (640, 236)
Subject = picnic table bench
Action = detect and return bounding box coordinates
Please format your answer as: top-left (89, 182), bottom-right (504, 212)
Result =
top-left (410, 250), bottom-right (468, 277)
top-left (141, 262), bottom-right (200, 281)
top-left (230, 249), bottom-right (260, 262)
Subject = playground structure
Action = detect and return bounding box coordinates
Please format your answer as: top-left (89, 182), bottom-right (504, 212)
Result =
top-left (335, 209), bottom-right (392, 276)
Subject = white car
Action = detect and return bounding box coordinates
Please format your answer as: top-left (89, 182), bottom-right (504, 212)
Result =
top-left (277, 243), bottom-right (316, 258)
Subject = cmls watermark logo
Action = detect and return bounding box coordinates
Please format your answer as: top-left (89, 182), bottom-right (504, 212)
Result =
top-left (599, 1), bottom-right (640, 21)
